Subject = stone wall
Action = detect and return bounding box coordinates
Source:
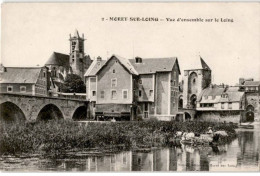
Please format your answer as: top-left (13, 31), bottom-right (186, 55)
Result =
top-left (197, 111), bottom-right (241, 123)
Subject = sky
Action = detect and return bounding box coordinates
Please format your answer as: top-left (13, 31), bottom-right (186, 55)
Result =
top-left (1, 2), bottom-right (260, 85)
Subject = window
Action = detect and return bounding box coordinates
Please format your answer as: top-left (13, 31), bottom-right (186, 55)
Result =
top-left (111, 78), bottom-right (117, 87)
top-left (7, 86), bottom-right (13, 92)
top-left (228, 102), bottom-right (232, 109)
top-left (43, 72), bottom-right (46, 78)
top-left (221, 103), bottom-right (224, 109)
top-left (149, 90), bottom-right (153, 96)
top-left (53, 67), bottom-right (56, 77)
top-left (221, 94), bottom-right (228, 98)
top-left (139, 79), bottom-right (142, 84)
top-left (111, 90), bottom-right (117, 99)
top-left (92, 91), bottom-right (96, 96)
top-left (173, 80), bottom-right (176, 86)
top-left (193, 78), bottom-right (196, 83)
top-left (113, 69), bottom-right (115, 73)
top-left (144, 103), bottom-right (148, 111)
top-left (139, 90), bottom-right (142, 97)
top-left (101, 91), bottom-right (104, 98)
top-left (20, 86), bottom-right (26, 93)
top-left (123, 90), bottom-right (128, 99)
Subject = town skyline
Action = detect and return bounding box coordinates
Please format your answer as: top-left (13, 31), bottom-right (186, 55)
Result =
top-left (1, 3), bottom-right (260, 85)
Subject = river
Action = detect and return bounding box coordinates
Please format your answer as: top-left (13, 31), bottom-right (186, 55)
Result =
top-left (0, 123), bottom-right (259, 172)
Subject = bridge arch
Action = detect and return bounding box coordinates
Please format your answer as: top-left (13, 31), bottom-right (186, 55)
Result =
top-left (188, 72), bottom-right (198, 94)
top-left (178, 95), bottom-right (183, 109)
top-left (246, 104), bottom-right (254, 112)
top-left (72, 106), bottom-right (88, 121)
top-left (184, 112), bottom-right (192, 121)
top-left (190, 94), bottom-right (197, 109)
top-left (0, 101), bottom-right (26, 122)
top-left (245, 104), bottom-right (255, 122)
top-left (37, 104), bottom-right (64, 121)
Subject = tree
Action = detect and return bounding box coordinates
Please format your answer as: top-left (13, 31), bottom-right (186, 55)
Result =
top-left (60, 74), bottom-right (86, 93)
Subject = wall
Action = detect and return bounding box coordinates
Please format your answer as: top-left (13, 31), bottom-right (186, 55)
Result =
top-left (35, 67), bottom-right (48, 96)
top-left (0, 83), bottom-right (33, 95)
top-left (86, 76), bottom-right (97, 101)
top-left (245, 92), bottom-right (259, 115)
top-left (170, 63), bottom-right (179, 115)
top-left (197, 102), bottom-right (241, 111)
top-left (96, 104), bottom-right (131, 113)
top-left (97, 57), bottom-right (132, 105)
top-left (137, 74), bottom-right (154, 102)
top-left (155, 72), bottom-right (170, 115)
top-left (197, 111), bottom-right (241, 123)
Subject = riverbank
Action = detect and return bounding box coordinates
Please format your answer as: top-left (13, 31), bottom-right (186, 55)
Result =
top-left (0, 120), bottom-right (237, 156)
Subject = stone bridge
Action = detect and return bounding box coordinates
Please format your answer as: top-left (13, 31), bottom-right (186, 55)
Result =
top-left (0, 93), bottom-right (89, 122)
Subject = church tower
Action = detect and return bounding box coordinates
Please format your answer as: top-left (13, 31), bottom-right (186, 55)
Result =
top-left (183, 57), bottom-right (212, 109)
top-left (69, 29), bottom-right (85, 78)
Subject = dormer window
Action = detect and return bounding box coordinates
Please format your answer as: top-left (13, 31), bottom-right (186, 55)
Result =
top-left (135, 57), bottom-right (142, 63)
top-left (113, 69), bottom-right (116, 73)
top-left (221, 94), bottom-right (228, 98)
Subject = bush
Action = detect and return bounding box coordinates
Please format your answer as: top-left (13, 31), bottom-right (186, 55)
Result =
top-left (0, 120), bottom-right (237, 155)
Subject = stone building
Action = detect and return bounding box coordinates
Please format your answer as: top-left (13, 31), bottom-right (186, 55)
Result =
top-left (84, 55), bottom-right (180, 121)
top-left (0, 64), bottom-right (49, 97)
top-left (238, 78), bottom-right (260, 121)
top-left (196, 85), bottom-right (245, 123)
top-left (45, 29), bottom-right (92, 96)
top-left (182, 57), bottom-right (212, 110)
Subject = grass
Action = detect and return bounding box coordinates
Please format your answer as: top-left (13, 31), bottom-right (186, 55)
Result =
top-left (0, 119), bottom-right (237, 155)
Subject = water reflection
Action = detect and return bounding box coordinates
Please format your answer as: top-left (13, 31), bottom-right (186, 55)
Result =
top-left (0, 123), bottom-right (259, 172)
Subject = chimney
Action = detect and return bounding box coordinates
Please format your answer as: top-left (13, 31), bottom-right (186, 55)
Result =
top-left (135, 56), bottom-right (142, 63)
top-left (239, 78), bottom-right (245, 85)
top-left (0, 64), bottom-right (6, 73)
top-left (97, 56), bottom-right (102, 62)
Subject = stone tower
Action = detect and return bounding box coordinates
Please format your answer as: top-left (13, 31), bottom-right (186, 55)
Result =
top-left (69, 29), bottom-right (85, 78)
top-left (183, 57), bottom-right (211, 109)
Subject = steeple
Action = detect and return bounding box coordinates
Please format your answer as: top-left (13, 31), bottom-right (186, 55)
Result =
top-left (74, 29), bottom-right (80, 38)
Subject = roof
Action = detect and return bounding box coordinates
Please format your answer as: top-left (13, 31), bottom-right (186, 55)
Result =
top-left (129, 57), bottom-right (180, 74)
top-left (74, 29), bottom-right (80, 38)
top-left (85, 55), bottom-right (139, 77)
top-left (84, 59), bottom-right (107, 77)
top-left (0, 67), bottom-right (42, 84)
top-left (198, 86), bottom-right (244, 103)
top-left (45, 52), bottom-right (70, 68)
top-left (219, 91), bottom-right (244, 102)
top-left (114, 55), bottom-right (138, 75)
top-left (184, 56), bottom-right (211, 71)
top-left (198, 86), bottom-right (225, 103)
top-left (243, 81), bottom-right (260, 86)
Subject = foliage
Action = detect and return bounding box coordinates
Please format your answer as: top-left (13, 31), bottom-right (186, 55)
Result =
top-left (60, 74), bottom-right (86, 93)
top-left (0, 120), bottom-right (237, 155)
